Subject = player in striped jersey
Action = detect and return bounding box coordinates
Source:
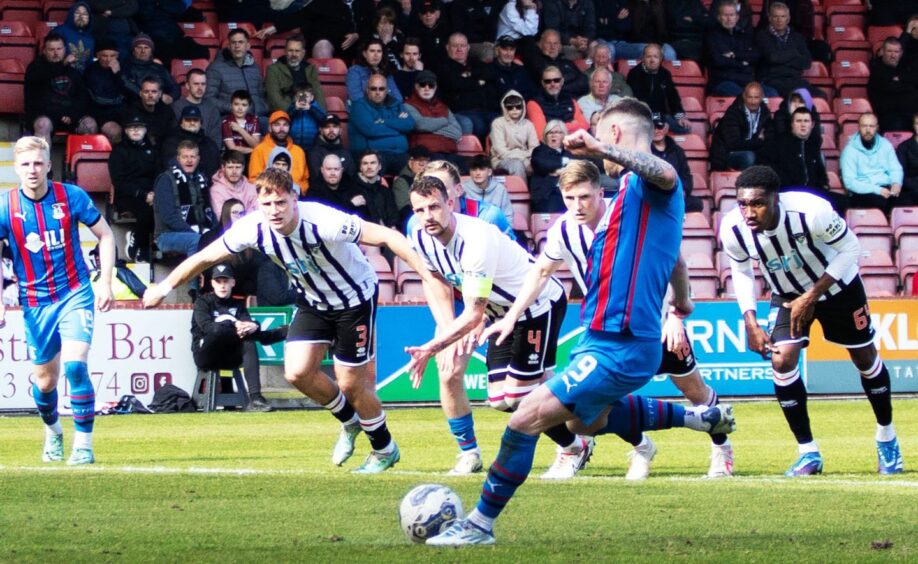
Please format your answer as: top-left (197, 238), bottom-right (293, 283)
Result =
top-left (427, 99), bottom-right (736, 546)
top-left (720, 166), bottom-right (904, 476)
top-left (479, 159), bottom-right (735, 479)
top-left (0, 136), bottom-right (116, 465)
top-left (144, 169), bottom-right (441, 474)
top-left (405, 173), bottom-right (596, 480)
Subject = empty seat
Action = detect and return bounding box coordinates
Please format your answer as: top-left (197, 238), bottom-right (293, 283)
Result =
top-left (716, 251), bottom-right (768, 299)
top-left (325, 96), bottom-right (347, 121)
top-left (830, 60), bottom-right (870, 87)
top-left (171, 58), bottom-right (209, 85)
top-left (846, 208), bottom-right (892, 235)
top-left (867, 25), bottom-right (904, 46)
top-left (0, 58), bottom-right (25, 115)
top-left (1, 1), bottom-right (43, 27)
top-left (826, 26), bottom-right (870, 52)
top-left (457, 135), bottom-right (484, 157)
top-left (834, 97), bottom-right (873, 125)
top-left (670, 134), bottom-right (707, 160)
top-left (883, 131), bottom-right (912, 150)
top-left (891, 207), bottom-right (918, 246)
top-left (529, 212), bottom-right (562, 240)
top-left (395, 257), bottom-right (425, 300)
top-left (683, 211), bottom-right (714, 236)
top-left (310, 57), bottom-right (348, 101)
top-left (663, 59), bottom-right (706, 86)
top-left (705, 96), bottom-right (734, 124)
top-left (711, 171), bottom-right (739, 209)
top-left (802, 61), bottom-right (834, 92)
top-left (501, 175), bottom-right (529, 202)
top-left (681, 236), bottom-right (716, 261)
top-left (859, 250), bottom-right (899, 297)
top-left (42, 0), bottom-right (70, 24)
top-left (66, 134), bottom-right (112, 194)
top-left (0, 20), bottom-right (37, 61)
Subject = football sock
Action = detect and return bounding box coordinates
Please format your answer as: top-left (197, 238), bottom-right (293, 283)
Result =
top-left (701, 388), bottom-right (728, 446)
top-left (773, 368), bottom-right (813, 444)
top-left (599, 395), bottom-right (686, 439)
top-left (475, 427), bottom-right (538, 524)
top-left (798, 440), bottom-right (820, 454)
top-left (73, 430), bottom-right (93, 450)
top-left (65, 361), bottom-right (95, 434)
top-left (447, 413), bottom-right (479, 453)
top-left (859, 356), bottom-right (893, 426)
top-left (33, 384), bottom-right (62, 435)
top-left (876, 423), bottom-right (896, 442)
top-left (324, 390), bottom-right (358, 426)
top-left (543, 423), bottom-right (577, 449)
top-left (360, 412), bottom-right (393, 454)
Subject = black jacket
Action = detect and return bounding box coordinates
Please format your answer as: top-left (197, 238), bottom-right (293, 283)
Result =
top-left (109, 135), bottom-right (159, 203)
top-left (867, 60), bottom-right (918, 122)
top-left (121, 99), bottom-right (175, 147)
top-left (24, 57), bottom-right (89, 124)
top-left (626, 64), bottom-right (684, 118)
top-left (754, 28), bottom-right (811, 89)
top-left (705, 24), bottom-right (760, 90)
top-left (305, 178), bottom-right (370, 219)
top-left (491, 60), bottom-right (538, 101)
top-left (532, 90), bottom-right (578, 123)
top-left (651, 135), bottom-right (701, 212)
top-left (191, 292), bottom-right (286, 369)
top-left (358, 177), bottom-right (401, 229)
top-left (438, 57), bottom-right (499, 113)
top-left (541, 0), bottom-right (596, 43)
top-left (710, 97), bottom-right (773, 170)
top-left (529, 144), bottom-right (571, 213)
top-left (522, 49), bottom-right (589, 99)
top-left (448, 0), bottom-right (502, 44)
top-left (160, 128), bottom-right (222, 178)
top-left (307, 137), bottom-right (355, 180)
top-left (758, 130), bottom-right (827, 190)
top-left (897, 135), bottom-right (918, 196)
top-left (666, 0), bottom-right (709, 44)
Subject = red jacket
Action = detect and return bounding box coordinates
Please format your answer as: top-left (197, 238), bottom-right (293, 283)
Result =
top-left (404, 92), bottom-right (460, 154)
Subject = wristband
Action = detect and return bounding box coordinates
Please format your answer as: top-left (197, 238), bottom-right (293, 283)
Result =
top-left (157, 282), bottom-right (173, 299)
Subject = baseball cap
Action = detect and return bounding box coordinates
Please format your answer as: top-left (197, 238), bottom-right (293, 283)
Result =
top-left (210, 263), bottom-right (235, 279)
top-left (496, 35), bottom-right (517, 48)
top-left (415, 70), bottom-right (437, 85)
top-left (320, 114), bottom-right (341, 126)
top-left (181, 105), bottom-right (203, 120)
top-left (124, 114), bottom-right (146, 127)
top-left (652, 113), bottom-right (666, 129)
top-left (269, 110), bottom-right (291, 124)
top-left (418, 0), bottom-right (441, 12)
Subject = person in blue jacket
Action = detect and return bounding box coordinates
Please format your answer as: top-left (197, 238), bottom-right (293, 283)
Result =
top-left (348, 74), bottom-right (415, 175)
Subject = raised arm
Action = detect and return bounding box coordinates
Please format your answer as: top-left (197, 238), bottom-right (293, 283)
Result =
top-left (142, 239), bottom-right (233, 308)
top-left (564, 129), bottom-right (677, 190)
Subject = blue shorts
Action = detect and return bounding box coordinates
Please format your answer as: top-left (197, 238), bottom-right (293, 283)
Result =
top-left (545, 329), bottom-right (661, 427)
top-left (22, 288), bottom-right (95, 364)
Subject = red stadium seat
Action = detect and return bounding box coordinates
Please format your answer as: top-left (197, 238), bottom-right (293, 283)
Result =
top-left (66, 134), bottom-right (112, 194)
top-left (663, 59), bottom-right (706, 87)
top-left (0, 58), bottom-right (25, 115)
top-left (828, 13), bottom-right (865, 31)
top-left (457, 135), bottom-right (484, 157)
top-left (616, 59), bottom-right (640, 76)
top-left (891, 207), bottom-right (918, 246)
top-left (711, 171), bottom-right (740, 209)
top-left (501, 175), bottom-right (528, 196)
top-left (717, 251), bottom-right (768, 299)
top-left (681, 236), bottom-right (715, 261)
top-left (834, 97), bottom-right (872, 125)
top-left (676, 85), bottom-right (706, 109)
top-left (859, 251), bottom-right (899, 297)
top-left (511, 201), bottom-right (530, 236)
top-left (218, 22), bottom-right (260, 45)
top-left (572, 58), bottom-right (589, 72)
top-left (883, 131), bottom-right (912, 150)
top-left (824, 0), bottom-right (867, 16)
top-left (529, 213), bottom-right (562, 241)
top-left (705, 96), bottom-right (734, 125)
top-left (685, 251), bottom-right (719, 299)
top-left (857, 233), bottom-right (894, 256)
top-left (691, 171), bottom-right (711, 199)
top-left (394, 257), bottom-right (424, 300)
top-left (826, 26), bottom-right (869, 51)
top-left (1, 1), bottom-right (43, 28)
top-left (827, 171), bottom-right (844, 193)
top-left (683, 211), bottom-right (714, 237)
top-left (834, 48), bottom-right (871, 67)
top-left (802, 61), bottom-right (834, 93)
top-left (830, 60), bottom-right (870, 88)
top-left (369, 255), bottom-right (396, 302)
top-left (867, 25), bottom-right (904, 46)
top-left (33, 20), bottom-right (57, 46)
top-left (838, 121), bottom-right (859, 151)
top-left (171, 58), bottom-right (209, 85)
top-left (846, 208), bottom-right (892, 235)
top-left (180, 22), bottom-right (220, 59)
top-left (325, 96), bottom-right (348, 122)
top-left (42, 0), bottom-right (70, 24)
top-left (670, 134), bottom-right (707, 160)
top-left (310, 57), bottom-right (349, 100)
top-left (0, 20), bottom-right (37, 62)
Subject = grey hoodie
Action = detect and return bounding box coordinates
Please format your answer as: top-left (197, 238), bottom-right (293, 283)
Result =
top-left (461, 176), bottom-right (514, 225)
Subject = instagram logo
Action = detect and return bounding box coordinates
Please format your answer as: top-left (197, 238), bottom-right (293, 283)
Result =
top-left (131, 373), bottom-right (150, 394)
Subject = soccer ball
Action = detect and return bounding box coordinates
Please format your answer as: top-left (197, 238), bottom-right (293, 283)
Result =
top-left (398, 484), bottom-right (464, 543)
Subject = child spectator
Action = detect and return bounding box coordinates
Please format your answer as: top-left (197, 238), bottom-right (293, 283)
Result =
top-left (221, 90), bottom-right (261, 155)
top-left (489, 90), bottom-right (539, 178)
top-left (288, 84), bottom-right (328, 150)
top-left (461, 155), bottom-right (514, 224)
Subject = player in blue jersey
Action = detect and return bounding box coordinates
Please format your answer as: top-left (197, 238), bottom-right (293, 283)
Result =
top-left (0, 136), bottom-right (116, 465)
top-left (425, 99), bottom-right (735, 546)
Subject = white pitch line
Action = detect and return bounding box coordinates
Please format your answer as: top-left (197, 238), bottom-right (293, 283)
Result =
top-left (1, 464), bottom-right (917, 488)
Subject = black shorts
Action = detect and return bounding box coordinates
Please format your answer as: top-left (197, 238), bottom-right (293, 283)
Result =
top-left (656, 338), bottom-right (698, 377)
top-left (486, 294), bottom-right (567, 382)
top-left (287, 292), bottom-right (378, 366)
top-left (768, 276), bottom-right (875, 348)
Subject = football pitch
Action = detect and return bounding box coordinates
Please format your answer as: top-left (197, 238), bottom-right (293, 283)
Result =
top-left (1, 399), bottom-right (916, 562)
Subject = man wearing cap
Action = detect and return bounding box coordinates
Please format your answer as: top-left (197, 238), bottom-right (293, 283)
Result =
top-left (650, 114), bottom-right (703, 213)
top-left (191, 262), bottom-right (286, 412)
top-left (84, 38), bottom-right (126, 142)
top-left (161, 106), bottom-right (222, 178)
top-left (121, 76), bottom-right (175, 146)
top-left (265, 35), bottom-right (326, 113)
top-left (308, 115), bottom-right (356, 180)
top-left (172, 69), bottom-right (224, 150)
top-left (121, 33), bottom-right (180, 103)
top-left (348, 74), bottom-right (415, 176)
top-left (392, 146), bottom-right (431, 223)
top-left (403, 70), bottom-right (464, 167)
top-left (249, 111), bottom-right (310, 193)
top-left (406, 0), bottom-right (454, 72)
top-left (109, 116), bottom-right (158, 262)
top-left (490, 35), bottom-right (538, 101)
top-left (206, 29), bottom-right (269, 117)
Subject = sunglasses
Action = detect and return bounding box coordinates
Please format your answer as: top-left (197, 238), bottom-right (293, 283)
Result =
top-left (417, 82), bottom-right (436, 88)
top-left (369, 86), bottom-right (387, 92)
top-left (542, 77), bottom-right (562, 84)
top-left (504, 104), bottom-right (523, 110)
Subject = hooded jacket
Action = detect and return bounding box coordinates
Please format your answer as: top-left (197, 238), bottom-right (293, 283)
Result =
top-left (840, 134), bottom-right (904, 195)
top-left (248, 134), bottom-right (310, 193)
top-left (109, 133), bottom-right (158, 203)
top-left (24, 55), bottom-right (89, 124)
top-left (403, 92), bottom-right (462, 154)
top-left (758, 129), bottom-right (827, 191)
top-left (57, 2), bottom-right (94, 73)
top-left (461, 176), bottom-right (514, 225)
top-left (210, 168), bottom-right (259, 215)
top-left (489, 90), bottom-right (540, 169)
top-left (206, 49), bottom-right (269, 116)
top-left (348, 95), bottom-right (415, 154)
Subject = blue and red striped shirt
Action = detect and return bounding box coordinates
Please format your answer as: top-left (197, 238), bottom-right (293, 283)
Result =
top-left (580, 172), bottom-right (684, 338)
top-left (0, 181), bottom-right (100, 307)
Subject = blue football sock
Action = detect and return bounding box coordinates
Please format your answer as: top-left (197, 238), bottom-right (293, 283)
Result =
top-left (33, 384), bottom-right (60, 428)
top-left (65, 361), bottom-right (95, 434)
top-left (447, 413), bottom-right (478, 452)
top-left (475, 427), bottom-right (538, 523)
top-left (599, 395), bottom-right (686, 440)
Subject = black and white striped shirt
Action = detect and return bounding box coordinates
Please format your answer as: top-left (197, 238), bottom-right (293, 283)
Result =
top-left (719, 191), bottom-right (860, 299)
top-left (222, 202), bottom-right (377, 310)
top-left (409, 214), bottom-right (565, 320)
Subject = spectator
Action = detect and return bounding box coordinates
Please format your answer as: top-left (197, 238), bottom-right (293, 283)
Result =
top-left (57, 1), bottom-right (94, 73)
top-left (373, 7), bottom-right (406, 70)
top-left (221, 90), bottom-right (262, 155)
top-left (627, 43), bottom-right (691, 134)
top-left (578, 68), bottom-right (627, 123)
top-left (210, 151), bottom-right (258, 214)
top-left (348, 74), bottom-right (415, 175)
top-left (356, 150), bottom-right (401, 228)
top-left (405, 0), bottom-right (453, 72)
top-left (306, 154), bottom-right (370, 217)
top-left (190, 262), bottom-right (284, 412)
top-left (522, 30), bottom-right (589, 99)
top-left (153, 140), bottom-right (215, 259)
top-left (268, 148), bottom-right (304, 195)
top-left (529, 120), bottom-right (572, 212)
top-left (25, 34), bottom-right (96, 146)
top-left (754, 1), bottom-right (817, 98)
top-left (347, 39), bottom-right (404, 103)
top-left (121, 34), bottom-right (180, 103)
top-left (84, 38), bottom-right (125, 142)
top-left (490, 35), bottom-right (538, 101)
top-left (206, 29), bottom-right (268, 117)
top-left (121, 77), bottom-right (176, 147)
top-left (841, 113), bottom-right (904, 214)
top-left (583, 43), bottom-right (620, 90)
top-left (666, 0), bottom-right (710, 62)
top-left (110, 115), bottom-right (158, 262)
top-left (448, 0), bottom-right (502, 62)
top-left (489, 90), bottom-right (539, 178)
top-left (392, 145), bottom-right (431, 220)
top-left (403, 70), bottom-right (463, 165)
top-left (868, 37), bottom-right (918, 133)
top-left (650, 115), bottom-right (703, 212)
top-left (172, 69), bottom-right (223, 150)
top-left (705, 0), bottom-right (765, 96)
top-left (255, 0), bottom-right (374, 61)
top-left (710, 82), bottom-right (773, 171)
top-left (770, 87), bottom-right (822, 146)
top-left (461, 154), bottom-right (513, 224)
top-left (308, 115), bottom-right (356, 180)
top-left (135, 0), bottom-right (209, 64)
top-left (311, 39), bottom-right (336, 59)
top-left (265, 35), bottom-right (326, 113)
top-left (896, 112), bottom-right (918, 207)
top-left (541, 0), bottom-right (596, 60)
top-left (496, 0), bottom-right (539, 41)
top-left (869, 0), bottom-right (914, 26)
top-left (595, 0), bottom-right (678, 61)
top-left (901, 16), bottom-right (918, 77)
top-left (437, 33), bottom-right (500, 139)
top-left (710, 0), bottom-right (754, 32)
top-left (527, 66), bottom-right (589, 138)
top-left (395, 39), bottom-right (426, 98)
top-left (88, 0), bottom-right (139, 59)
top-left (162, 106), bottom-right (222, 178)
top-left (759, 106), bottom-right (844, 213)
top-left (288, 84), bottom-right (328, 151)
top-left (249, 111), bottom-right (310, 193)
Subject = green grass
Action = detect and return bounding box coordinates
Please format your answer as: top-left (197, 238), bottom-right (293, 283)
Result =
top-left (1, 400), bottom-right (917, 562)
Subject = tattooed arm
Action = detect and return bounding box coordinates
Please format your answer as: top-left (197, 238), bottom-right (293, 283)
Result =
top-left (563, 129), bottom-right (678, 190)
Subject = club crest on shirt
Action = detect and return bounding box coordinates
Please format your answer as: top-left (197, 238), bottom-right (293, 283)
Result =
top-left (51, 203), bottom-right (66, 220)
